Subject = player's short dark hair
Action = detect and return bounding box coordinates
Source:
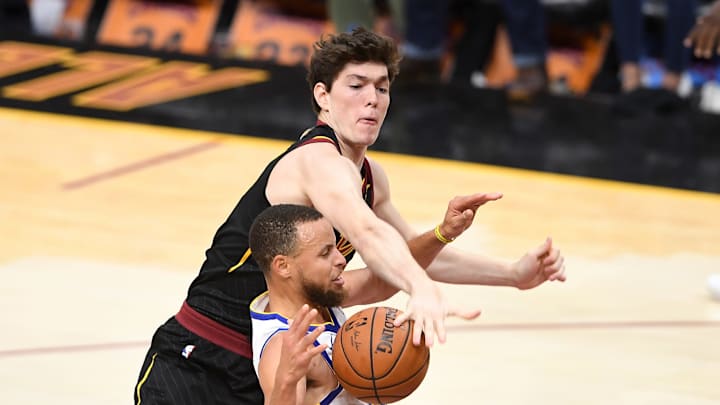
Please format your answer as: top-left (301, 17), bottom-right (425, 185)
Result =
top-left (307, 27), bottom-right (401, 113)
top-left (249, 204), bottom-right (324, 273)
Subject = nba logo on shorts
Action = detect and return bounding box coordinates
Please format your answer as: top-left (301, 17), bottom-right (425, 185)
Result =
top-left (181, 344), bottom-right (195, 359)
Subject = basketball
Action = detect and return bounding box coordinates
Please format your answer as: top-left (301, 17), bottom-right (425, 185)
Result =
top-left (332, 306), bottom-right (430, 404)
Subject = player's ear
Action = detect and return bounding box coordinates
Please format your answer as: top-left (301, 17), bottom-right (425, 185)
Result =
top-left (313, 82), bottom-right (330, 112)
top-left (271, 255), bottom-right (292, 279)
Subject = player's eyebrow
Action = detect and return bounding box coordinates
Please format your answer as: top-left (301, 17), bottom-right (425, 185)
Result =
top-left (347, 73), bottom-right (389, 84)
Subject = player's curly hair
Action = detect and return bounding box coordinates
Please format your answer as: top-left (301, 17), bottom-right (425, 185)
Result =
top-left (249, 204), bottom-right (324, 274)
top-left (307, 27), bottom-right (401, 113)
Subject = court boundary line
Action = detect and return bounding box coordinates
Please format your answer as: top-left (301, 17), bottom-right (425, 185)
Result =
top-left (446, 319), bottom-right (720, 332)
top-left (61, 139), bottom-right (221, 190)
top-left (2, 320), bottom-right (718, 358)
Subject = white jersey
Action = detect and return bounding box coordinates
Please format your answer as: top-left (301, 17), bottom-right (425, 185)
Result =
top-left (250, 292), bottom-right (367, 405)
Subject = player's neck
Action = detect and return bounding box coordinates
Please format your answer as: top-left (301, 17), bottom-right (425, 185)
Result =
top-left (316, 117), bottom-right (368, 169)
top-left (337, 141), bottom-right (367, 170)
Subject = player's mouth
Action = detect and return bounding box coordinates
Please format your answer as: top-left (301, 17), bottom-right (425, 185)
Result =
top-left (358, 117), bottom-right (378, 126)
top-left (332, 275), bottom-right (345, 286)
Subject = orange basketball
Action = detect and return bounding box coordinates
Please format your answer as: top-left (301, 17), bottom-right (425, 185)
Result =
top-left (332, 306), bottom-right (430, 404)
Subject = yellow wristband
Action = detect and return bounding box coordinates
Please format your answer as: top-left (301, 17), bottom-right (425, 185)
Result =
top-left (434, 225), bottom-right (454, 244)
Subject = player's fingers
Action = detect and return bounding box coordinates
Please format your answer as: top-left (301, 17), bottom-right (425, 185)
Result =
top-left (545, 255), bottom-right (564, 273)
top-left (684, 33), bottom-right (694, 48)
top-left (529, 237), bottom-right (552, 258)
top-left (393, 311), bottom-right (411, 327)
top-left (308, 344), bottom-right (327, 357)
top-left (698, 26), bottom-right (719, 58)
top-left (695, 27), bottom-right (711, 57)
top-left (421, 317), bottom-right (436, 347)
top-left (467, 192), bottom-right (503, 208)
top-left (543, 248), bottom-right (561, 266)
top-left (411, 318), bottom-right (423, 346)
top-left (294, 307), bottom-right (319, 341)
top-left (548, 264), bottom-right (567, 282)
top-left (304, 324), bottom-right (325, 344)
top-left (690, 26), bottom-right (710, 57)
top-left (708, 28), bottom-right (720, 57)
top-left (684, 25), bottom-right (701, 48)
top-left (300, 308), bottom-right (318, 329)
top-left (452, 192), bottom-right (502, 212)
top-left (545, 256), bottom-right (565, 281)
top-left (703, 27), bottom-right (720, 56)
top-left (545, 255), bottom-right (566, 281)
top-left (288, 304), bottom-right (309, 329)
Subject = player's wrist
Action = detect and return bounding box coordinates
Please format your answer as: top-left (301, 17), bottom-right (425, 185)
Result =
top-left (434, 225), bottom-right (455, 244)
top-left (407, 276), bottom-right (436, 296)
top-left (508, 260), bottom-right (523, 289)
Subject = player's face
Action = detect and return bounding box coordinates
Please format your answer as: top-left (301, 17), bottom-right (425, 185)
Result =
top-left (324, 62), bottom-right (390, 147)
top-left (292, 218), bottom-right (348, 307)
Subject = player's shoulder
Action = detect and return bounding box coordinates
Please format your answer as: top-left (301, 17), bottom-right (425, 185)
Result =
top-left (299, 124), bottom-right (339, 144)
top-left (365, 156), bottom-right (389, 179)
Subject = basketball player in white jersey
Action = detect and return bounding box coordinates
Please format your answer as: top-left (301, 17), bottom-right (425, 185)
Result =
top-left (248, 200), bottom-right (487, 404)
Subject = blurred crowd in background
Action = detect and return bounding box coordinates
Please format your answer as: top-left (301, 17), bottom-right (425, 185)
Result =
top-left (2, 0), bottom-right (720, 112)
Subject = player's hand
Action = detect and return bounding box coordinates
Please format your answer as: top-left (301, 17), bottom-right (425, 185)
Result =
top-left (512, 237), bottom-right (566, 290)
top-left (684, 3), bottom-right (720, 58)
top-left (394, 281), bottom-right (481, 347)
top-left (438, 192), bottom-right (503, 240)
top-left (276, 305), bottom-right (327, 385)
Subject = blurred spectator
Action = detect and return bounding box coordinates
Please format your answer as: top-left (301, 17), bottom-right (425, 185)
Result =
top-left (29, 0), bottom-right (68, 37)
top-left (400, 0), bottom-right (449, 83)
top-left (685, 0), bottom-right (720, 114)
top-left (610, 0), bottom-right (697, 93)
top-left (327, 0), bottom-right (376, 32)
top-left (684, 0), bottom-right (720, 58)
top-left (327, 0), bottom-right (446, 83)
top-left (500, 0), bottom-right (549, 100)
top-left (448, 0), bottom-right (502, 86)
top-left (0, 0), bottom-right (31, 36)
top-left (327, 0), bottom-right (404, 35)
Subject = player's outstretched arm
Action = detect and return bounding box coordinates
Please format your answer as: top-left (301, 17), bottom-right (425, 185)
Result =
top-left (369, 165), bottom-right (566, 290)
top-left (684, 0), bottom-right (720, 58)
top-left (295, 143), bottom-right (456, 347)
top-left (258, 305), bottom-right (327, 405)
top-left (341, 192), bottom-right (501, 307)
top-left (425, 236), bottom-right (567, 289)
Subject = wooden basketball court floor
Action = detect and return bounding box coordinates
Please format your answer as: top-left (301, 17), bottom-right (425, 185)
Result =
top-left (1, 106), bottom-right (719, 404)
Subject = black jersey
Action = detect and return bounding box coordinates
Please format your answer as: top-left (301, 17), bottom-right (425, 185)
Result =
top-left (185, 124), bottom-right (375, 335)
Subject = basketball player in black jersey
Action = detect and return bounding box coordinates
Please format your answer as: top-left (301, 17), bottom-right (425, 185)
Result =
top-left (134, 27), bottom-right (566, 405)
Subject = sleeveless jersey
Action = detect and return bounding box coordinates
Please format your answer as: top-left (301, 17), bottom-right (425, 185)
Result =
top-left (249, 293), bottom-right (367, 405)
top-left (185, 125), bottom-right (375, 335)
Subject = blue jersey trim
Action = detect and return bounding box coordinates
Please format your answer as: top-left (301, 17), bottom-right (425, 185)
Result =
top-left (319, 385), bottom-right (344, 405)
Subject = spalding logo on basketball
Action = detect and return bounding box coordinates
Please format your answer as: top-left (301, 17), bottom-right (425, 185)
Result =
top-left (332, 306), bottom-right (430, 404)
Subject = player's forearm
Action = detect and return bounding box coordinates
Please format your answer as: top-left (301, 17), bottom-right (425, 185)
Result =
top-left (350, 218), bottom-right (434, 294)
top-left (426, 248), bottom-right (517, 287)
top-left (406, 228), bottom-right (451, 269)
top-left (363, 229), bottom-right (449, 303)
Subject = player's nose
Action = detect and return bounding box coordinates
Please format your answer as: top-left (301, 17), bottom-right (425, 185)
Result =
top-left (333, 248), bottom-right (347, 269)
top-left (365, 86), bottom-right (378, 107)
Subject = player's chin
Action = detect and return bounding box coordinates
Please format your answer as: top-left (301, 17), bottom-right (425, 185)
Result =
top-left (355, 126), bottom-right (380, 140)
